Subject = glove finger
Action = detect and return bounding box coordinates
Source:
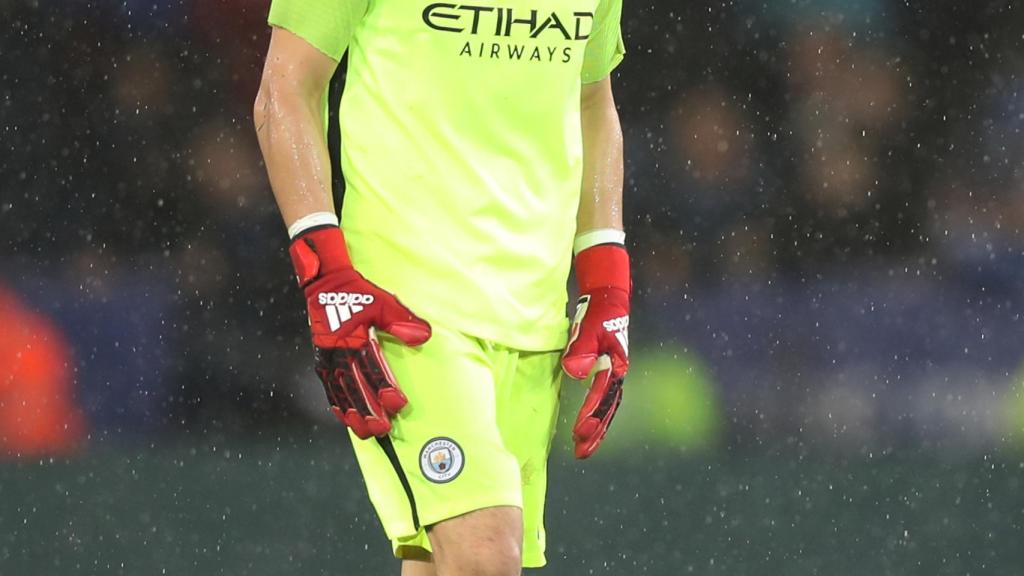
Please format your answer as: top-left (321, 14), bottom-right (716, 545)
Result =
top-left (329, 353), bottom-right (375, 439)
top-left (608, 345), bottom-right (630, 379)
top-left (363, 335), bottom-right (408, 416)
top-left (315, 348), bottom-right (352, 414)
top-left (561, 329), bottom-right (600, 379)
top-left (347, 358), bottom-right (392, 437)
top-left (339, 406), bottom-right (372, 439)
top-left (574, 365), bottom-right (612, 430)
top-left (573, 367), bottom-right (624, 459)
top-left (378, 298), bottom-right (432, 346)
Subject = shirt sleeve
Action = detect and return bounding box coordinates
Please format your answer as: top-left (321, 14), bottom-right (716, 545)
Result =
top-left (268, 0), bottom-right (369, 61)
top-left (580, 0), bottom-right (626, 84)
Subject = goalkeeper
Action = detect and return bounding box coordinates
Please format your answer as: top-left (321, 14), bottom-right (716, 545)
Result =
top-left (254, 0), bottom-right (629, 573)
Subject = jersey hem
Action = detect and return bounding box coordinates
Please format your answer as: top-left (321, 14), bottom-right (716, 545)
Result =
top-left (266, 20), bottom-right (343, 62)
top-left (414, 309), bottom-right (569, 353)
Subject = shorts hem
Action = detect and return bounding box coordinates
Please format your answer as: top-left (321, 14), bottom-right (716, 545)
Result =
top-left (522, 551), bottom-right (547, 568)
top-left (389, 493), bottom-right (548, 566)
top-left (388, 492), bottom-right (522, 542)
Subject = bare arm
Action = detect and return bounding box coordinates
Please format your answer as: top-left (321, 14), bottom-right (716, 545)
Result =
top-left (577, 77), bottom-right (624, 238)
top-left (253, 27), bottom-right (339, 229)
top-left (563, 79), bottom-right (630, 460)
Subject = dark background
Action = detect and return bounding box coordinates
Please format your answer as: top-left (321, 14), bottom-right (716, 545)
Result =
top-left (2, 0), bottom-right (1024, 574)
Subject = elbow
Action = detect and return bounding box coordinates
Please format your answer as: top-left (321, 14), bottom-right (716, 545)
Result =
top-left (253, 73), bottom-right (284, 136)
top-left (252, 78), bottom-right (315, 136)
top-left (253, 82), bottom-right (269, 135)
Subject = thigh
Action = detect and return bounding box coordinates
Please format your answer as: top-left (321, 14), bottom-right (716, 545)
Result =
top-left (495, 349), bottom-right (562, 568)
top-left (428, 506), bottom-right (523, 573)
top-left (348, 325), bottom-right (523, 555)
top-left (496, 349), bottom-right (562, 471)
top-left (401, 558), bottom-right (436, 576)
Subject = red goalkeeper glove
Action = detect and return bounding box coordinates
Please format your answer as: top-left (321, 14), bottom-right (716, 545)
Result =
top-left (289, 225), bottom-right (431, 439)
top-left (561, 243), bottom-right (631, 459)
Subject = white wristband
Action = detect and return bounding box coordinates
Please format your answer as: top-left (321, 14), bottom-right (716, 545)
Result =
top-left (288, 212), bottom-right (339, 239)
top-left (573, 228), bottom-right (626, 255)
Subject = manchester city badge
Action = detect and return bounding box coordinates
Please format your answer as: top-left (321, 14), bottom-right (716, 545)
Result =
top-left (419, 437), bottom-right (464, 483)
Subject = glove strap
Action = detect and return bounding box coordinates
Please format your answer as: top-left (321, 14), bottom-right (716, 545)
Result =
top-left (574, 243), bottom-right (631, 295)
top-left (288, 211), bottom-right (338, 239)
top-left (574, 228), bottom-right (626, 255)
top-left (289, 226), bottom-right (353, 287)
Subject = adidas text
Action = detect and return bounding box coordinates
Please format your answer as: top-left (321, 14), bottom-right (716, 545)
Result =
top-left (319, 292), bottom-right (374, 332)
top-left (603, 316), bottom-right (629, 332)
top-left (604, 315), bottom-right (629, 355)
top-left (318, 293), bottom-right (375, 306)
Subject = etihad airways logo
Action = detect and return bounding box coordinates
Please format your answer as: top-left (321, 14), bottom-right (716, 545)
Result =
top-left (422, 3), bottom-right (594, 63)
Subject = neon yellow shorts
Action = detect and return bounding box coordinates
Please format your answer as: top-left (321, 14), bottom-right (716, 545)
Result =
top-left (347, 324), bottom-right (563, 568)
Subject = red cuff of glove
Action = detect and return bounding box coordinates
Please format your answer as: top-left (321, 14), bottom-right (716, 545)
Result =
top-left (574, 243), bottom-right (631, 295)
top-left (288, 226), bottom-right (353, 287)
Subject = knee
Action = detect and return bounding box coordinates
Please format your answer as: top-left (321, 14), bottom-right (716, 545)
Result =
top-left (466, 540), bottom-right (521, 576)
top-left (430, 506), bottom-right (524, 576)
top-left (434, 529), bottom-right (522, 576)
top-left (485, 535), bottom-right (522, 576)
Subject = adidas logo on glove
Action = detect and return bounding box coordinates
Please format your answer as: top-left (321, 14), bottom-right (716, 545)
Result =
top-left (319, 292), bottom-right (375, 331)
top-left (602, 315), bottom-right (629, 355)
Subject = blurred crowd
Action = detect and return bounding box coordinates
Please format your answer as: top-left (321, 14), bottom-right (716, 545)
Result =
top-left (2, 0), bottom-right (1024, 454)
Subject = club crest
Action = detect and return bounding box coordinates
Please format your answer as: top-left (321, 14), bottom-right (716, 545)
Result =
top-left (419, 437), bottom-right (464, 483)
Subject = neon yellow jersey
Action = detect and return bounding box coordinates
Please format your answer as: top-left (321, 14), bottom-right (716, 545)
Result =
top-left (269, 0), bottom-right (625, 351)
